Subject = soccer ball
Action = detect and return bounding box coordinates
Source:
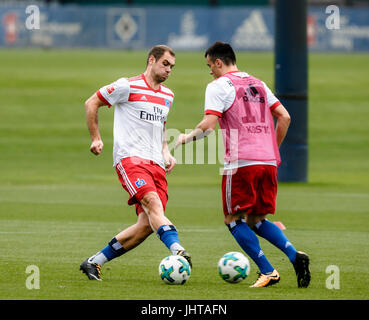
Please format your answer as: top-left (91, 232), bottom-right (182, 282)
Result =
top-left (158, 255), bottom-right (191, 285)
top-left (218, 252), bottom-right (250, 283)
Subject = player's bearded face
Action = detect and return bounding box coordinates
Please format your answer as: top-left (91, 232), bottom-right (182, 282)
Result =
top-left (152, 52), bottom-right (175, 83)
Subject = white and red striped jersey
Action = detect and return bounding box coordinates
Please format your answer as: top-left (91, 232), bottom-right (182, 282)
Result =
top-left (97, 74), bottom-right (174, 169)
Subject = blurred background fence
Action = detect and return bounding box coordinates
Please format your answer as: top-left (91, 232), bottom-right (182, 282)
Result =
top-left (1, 0), bottom-right (368, 51)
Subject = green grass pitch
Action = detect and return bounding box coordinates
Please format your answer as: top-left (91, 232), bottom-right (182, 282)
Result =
top-left (0, 49), bottom-right (368, 300)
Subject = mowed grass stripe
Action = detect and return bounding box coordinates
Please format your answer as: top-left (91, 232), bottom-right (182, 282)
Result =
top-left (0, 50), bottom-right (368, 300)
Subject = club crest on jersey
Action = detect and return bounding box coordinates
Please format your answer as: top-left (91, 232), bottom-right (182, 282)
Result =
top-left (165, 99), bottom-right (171, 107)
top-left (135, 178), bottom-right (146, 188)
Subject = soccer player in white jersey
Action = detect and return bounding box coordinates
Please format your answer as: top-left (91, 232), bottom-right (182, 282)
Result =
top-left (80, 45), bottom-right (191, 281)
top-left (176, 41), bottom-right (310, 288)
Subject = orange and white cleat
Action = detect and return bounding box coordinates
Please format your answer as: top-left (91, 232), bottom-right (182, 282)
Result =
top-left (249, 269), bottom-right (280, 288)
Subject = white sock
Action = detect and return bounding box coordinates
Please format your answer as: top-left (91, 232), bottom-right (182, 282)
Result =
top-left (88, 252), bottom-right (108, 266)
top-left (170, 242), bottom-right (185, 255)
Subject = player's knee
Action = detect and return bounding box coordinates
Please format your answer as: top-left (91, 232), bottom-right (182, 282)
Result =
top-left (224, 215), bottom-right (232, 225)
top-left (224, 213), bottom-right (243, 225)
top-left (141, 192), bottom-right (163, 214)
top-left (246, 214), bottom-right (266, 228)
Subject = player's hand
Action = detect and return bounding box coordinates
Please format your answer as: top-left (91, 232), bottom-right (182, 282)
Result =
top-left (90, 139), bottom-right (104, 155)
top-left (164, 153), bottom-right (176, 174)
top-left (175, 133), bottom-right (187, 149)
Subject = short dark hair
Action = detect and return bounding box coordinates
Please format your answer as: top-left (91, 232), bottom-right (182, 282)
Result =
top-left (147, 45), bottom-right (175, 65)
top-left (204, 41), bottom-right (236, 66)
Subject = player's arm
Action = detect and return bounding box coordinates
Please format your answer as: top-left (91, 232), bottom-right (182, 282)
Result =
top-left (162, 126), bottom-right (176, 174)
top-left (271, 104), bottom-right (291, 147)
top-left (85, 92), bottom-right (106, 155)
top-left (175, 114), bottom-right (218, 148)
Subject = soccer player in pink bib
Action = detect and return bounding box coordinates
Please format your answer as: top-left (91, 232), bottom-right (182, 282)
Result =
top-left (80, 45), bottom-right (191, 281)
top-left (176, 41), bottom-right (310, 288)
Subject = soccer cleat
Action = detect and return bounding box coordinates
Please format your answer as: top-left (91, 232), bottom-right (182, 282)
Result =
top-left (176, 250), bottom-right (192, 269)
top-left (80, 258), bottom-right (102, 281)
top-left (293, 251), bottom-right (311, 288)
top-left (249, 269), bottom-right (280, 288)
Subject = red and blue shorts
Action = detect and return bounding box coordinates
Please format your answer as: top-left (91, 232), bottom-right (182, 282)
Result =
top-left (115, 157), bottom-right (168, 215)
top-left (222, 165), bottom-right (277, 216)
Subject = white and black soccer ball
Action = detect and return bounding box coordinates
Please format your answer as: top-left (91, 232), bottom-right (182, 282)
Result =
top-left (159, 255), bottom-right (191, 285)
top-left (218, 251), bottom-right (250, 283)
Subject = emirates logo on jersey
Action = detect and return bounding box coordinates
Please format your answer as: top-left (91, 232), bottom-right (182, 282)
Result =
top-left (107, 86), bottom-right (115, 94)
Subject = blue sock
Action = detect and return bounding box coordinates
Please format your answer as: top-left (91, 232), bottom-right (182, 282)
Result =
top-left (157, 225), bottom-right (184, 254)
top-left (100, 237), bottom-right (127, 261)
top-left (228, 219), bottom-right (274, 274)
top-left (254, 219), bottom-right (297, 263)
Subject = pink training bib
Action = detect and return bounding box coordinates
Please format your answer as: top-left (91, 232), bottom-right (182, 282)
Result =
top-left (219, 73), bottom-right (281, 166)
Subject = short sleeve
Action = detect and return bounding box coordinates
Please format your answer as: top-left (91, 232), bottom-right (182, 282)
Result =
top-left (97, 78), bottom-right (130, 107)
top-left (204, 78), bottom-right (235, 117)
top-left (262, 81), bottom-right (281, 110)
